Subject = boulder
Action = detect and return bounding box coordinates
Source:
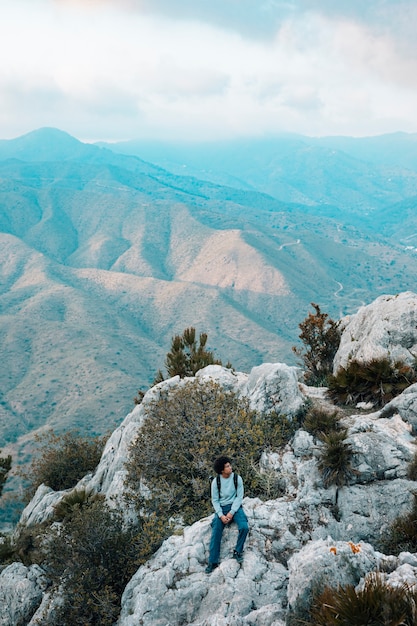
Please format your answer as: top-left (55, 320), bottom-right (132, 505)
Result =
top-left (334, 292), bottom-right (417, 372)
top-left (0, 563), bottom-right (49, 626)
top-left (287, 539), bottom-right (381, 618)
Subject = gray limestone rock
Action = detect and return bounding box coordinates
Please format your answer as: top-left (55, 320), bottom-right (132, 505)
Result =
top-left (334, 291), bottom-right (417, 372)
top-left (287, 538), bottom-right (381, 618)
top-left (0, 562), bottom-right (49, 626)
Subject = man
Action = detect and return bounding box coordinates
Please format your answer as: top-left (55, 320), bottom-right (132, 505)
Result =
top-left (205, 456), bottom-right (249, 574)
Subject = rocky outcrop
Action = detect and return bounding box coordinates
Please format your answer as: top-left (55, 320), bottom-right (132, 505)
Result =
top-left (4, 292), bottom-right (417, 625)
top-left (0, 562), bottom-right (49, 626)
top-left (287, 539), bottom-right (417, 619)
top-left (334, 291), bottom-right (417, 372)
top-left (20, 362), bottom-right (306, 526)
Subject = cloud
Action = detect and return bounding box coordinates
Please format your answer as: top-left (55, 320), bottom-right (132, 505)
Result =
top-left (0, 0), bottom-right (416, 140)
top-left (52, 0), bottom-right (295, 39)
top-left (52, 0), bottom-right (417, 51)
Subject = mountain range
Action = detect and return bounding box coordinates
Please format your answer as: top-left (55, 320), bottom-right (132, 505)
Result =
top-left (1, 127), bottom-right (417, 497)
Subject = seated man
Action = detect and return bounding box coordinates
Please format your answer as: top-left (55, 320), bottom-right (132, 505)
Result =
top-left (205, 456), bottom-right (249, 574)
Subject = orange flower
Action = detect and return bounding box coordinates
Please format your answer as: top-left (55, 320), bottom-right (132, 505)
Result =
top-left (348, 541), bottom-right (361, 553)
top-left (329, 546), bottom-right (337, 555)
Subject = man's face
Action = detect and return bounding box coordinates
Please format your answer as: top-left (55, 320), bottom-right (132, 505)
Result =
top-left (222, 462), bottom-right (232, 477)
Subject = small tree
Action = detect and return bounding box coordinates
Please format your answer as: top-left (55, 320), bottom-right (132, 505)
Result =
top-left (293, 303), bottom-right (341, 386)
top-left (0, 451), bottom-right (12, 498)
top-left (159, 327), bottom-right (223, 382)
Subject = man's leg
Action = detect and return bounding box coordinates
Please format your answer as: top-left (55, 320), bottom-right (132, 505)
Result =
top-left (233, 507), bottom-right (249, 558)
top-left (208, 514), bottom-right (225, 565)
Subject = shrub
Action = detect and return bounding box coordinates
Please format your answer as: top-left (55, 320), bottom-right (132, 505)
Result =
top-left (0, 450), bottom-right (11, 497)
top-left (317, 429), bottom-right (353, 488)
top-left (125, 379), bottom-right (297, 524)
top-left (37, 496), bottom-right (168, 626)
top-left (307, 572), bottom-right (417, 625)
top-left (380, 495), bottom-right (417, 555)
top-left (408, 450), bottom-right (417, 481)
top-left (302, 406), bottom-right (341, 440)
top-left (293, 303), bottom-right (341, 386)
top-left (158, 326), bottom-right (223, 382)
top-left (52, 488), bottom-right (100, 521)
top-left (8, 521), bottom-right (48, 566)
top-left (19, 429), bottom-right (108, 501)
top-left (327, 357), bottom-right (417, 408)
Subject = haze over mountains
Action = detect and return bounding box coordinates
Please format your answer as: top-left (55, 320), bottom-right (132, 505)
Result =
top-left (1, 127), bottom-right (417, 493)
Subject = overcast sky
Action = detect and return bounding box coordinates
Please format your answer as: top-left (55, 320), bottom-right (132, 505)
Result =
top-left (1, 0), bottom-right (416, 142)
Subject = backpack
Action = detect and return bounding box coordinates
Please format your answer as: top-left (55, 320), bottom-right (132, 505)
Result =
top-left (212, 473), bottom-right (239, 498)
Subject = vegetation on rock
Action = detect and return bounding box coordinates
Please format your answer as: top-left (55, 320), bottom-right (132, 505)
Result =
top-left (316, 429), bottom-right (354, 488)
top-left (126, 379), bottom-right (297, 524)
top-left (292, 303), bottom-right (341, 386)
top-left (306, 572), bottom-right (417, 625)
top-left (134, 326), bottom-right (227, 402)
top-left (4, 491), bottom-right (169, 626)
top-left (0, 450), bottom-right (11, 497)
top-left (327, 357), bottom-right (417, 408)
top-left (380, 495), bottom-right (417, 555)
top-left (302, 406), bottom-right (342, 440)
top-left (18, 429), bottom-right (108, 501)
top-left (164, 326), bottom-right (224, 379)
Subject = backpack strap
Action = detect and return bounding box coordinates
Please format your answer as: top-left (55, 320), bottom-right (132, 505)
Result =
top-left (216, 473), bottom-right (239, 499)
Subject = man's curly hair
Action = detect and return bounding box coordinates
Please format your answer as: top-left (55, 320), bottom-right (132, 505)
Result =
top-left (213, 456), bottom-right (231, 475)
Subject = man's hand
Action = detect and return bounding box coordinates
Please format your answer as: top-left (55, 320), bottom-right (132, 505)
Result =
top-left (220, 514), bottom-right (229, 524)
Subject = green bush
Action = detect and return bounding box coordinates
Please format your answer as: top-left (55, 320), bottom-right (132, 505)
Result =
top-left (7, 521), bottom-right (48, 566)
top-left (407, 450), bottom-right (417, 481)
top-left (125, 379), bottom-right (297, 524)
top-left (317, 429), bottom-right (353, 488)
top-left (156, 326), bottom-right (224, 383)
top-left (293, 303), bottom-right (341, 386)
top-left (19, 429), bottom-right (108, 501)
top-left (380, 495), bottom-right (417, 555)
top-left (302, 406), bottom-right (341, 440)
top-left (36, 496), bottom-right (169, 626)
top-left (0, 450), bottom-right (12, 497)
top-left (307, 572), bottom-right (417, 625)
top-left (327, 357), bottom-right (417, 408)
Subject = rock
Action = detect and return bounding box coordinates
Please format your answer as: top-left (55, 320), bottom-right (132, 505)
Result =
top-left (381, 382), bottom-right (417, 431)
top-left (0, 562), bottom-right (49, 626)
top-left (118, 503), bottom-right (290, 626)
top-left (346, 412), bottom-right (415, 483)
top-left (243, 363), bottom-right (304, 418)
top-left (287, 538), bottom-right (381, 619)
top-left (334, 292), bottom-right (417, 372)
top-left (18, 484), bottom-right (65, 528)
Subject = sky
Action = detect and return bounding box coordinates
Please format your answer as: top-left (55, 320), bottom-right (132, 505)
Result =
top-left (1, 0), bottom-right (416, 142)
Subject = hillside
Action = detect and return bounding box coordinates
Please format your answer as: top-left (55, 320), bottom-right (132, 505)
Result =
top-left (1, 127), bottom-right (417, 491)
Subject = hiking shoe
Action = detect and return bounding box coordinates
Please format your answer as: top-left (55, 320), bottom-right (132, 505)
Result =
top-left (233, 550), bottom-right (244, 564)
top-left (205, 563), bottom-right (219, 574)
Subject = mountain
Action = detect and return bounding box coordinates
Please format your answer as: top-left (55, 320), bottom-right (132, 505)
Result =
top-left (1, 128), bottom-right (417, 501)
top-left (97, 132), bottom-right (417, 216)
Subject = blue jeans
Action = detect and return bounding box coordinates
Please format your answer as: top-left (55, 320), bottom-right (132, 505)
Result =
top-left (208, 504), bottom-right (249, 564)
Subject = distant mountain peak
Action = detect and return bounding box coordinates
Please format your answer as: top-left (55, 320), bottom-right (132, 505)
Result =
top-left (0, 127), bottom-right (89, 162)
